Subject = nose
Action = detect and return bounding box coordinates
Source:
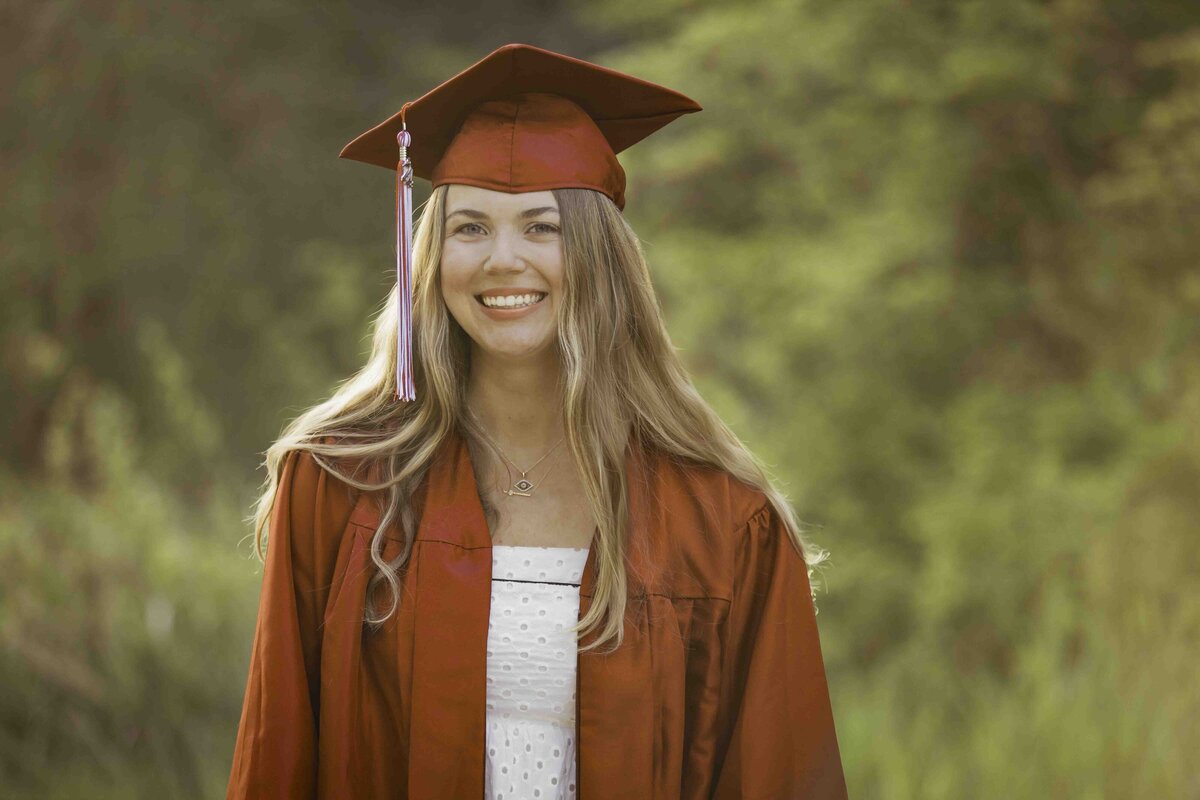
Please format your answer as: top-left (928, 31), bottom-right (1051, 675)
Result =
top-left (482, 228), bottom-right (526, 274)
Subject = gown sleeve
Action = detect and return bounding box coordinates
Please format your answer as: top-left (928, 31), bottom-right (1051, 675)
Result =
top-left (710, 502), bottom-right (848, 799)
top-left (226, 447), bottom-right (358, 800)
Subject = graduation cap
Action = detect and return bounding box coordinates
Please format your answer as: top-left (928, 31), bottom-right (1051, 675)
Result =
top-left (339, 43), bottom-right (702, 401)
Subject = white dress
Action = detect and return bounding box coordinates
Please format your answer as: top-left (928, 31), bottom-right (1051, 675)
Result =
top-left (484, 545), bottom-right (590, 800)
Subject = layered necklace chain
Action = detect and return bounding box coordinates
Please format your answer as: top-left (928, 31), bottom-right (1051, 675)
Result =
top-left (464, 406), bottom-right (564, 497)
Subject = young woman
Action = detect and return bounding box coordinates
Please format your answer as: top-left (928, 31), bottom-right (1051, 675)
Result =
top-left (226, 44), bottom-right (847, 800)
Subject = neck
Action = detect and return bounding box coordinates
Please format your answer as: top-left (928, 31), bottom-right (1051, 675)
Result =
top-left (465, 347), bottom-right (565, 461)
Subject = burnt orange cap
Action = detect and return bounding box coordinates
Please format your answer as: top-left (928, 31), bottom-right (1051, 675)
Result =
top-left (338, 43), bottom-right (702, 210)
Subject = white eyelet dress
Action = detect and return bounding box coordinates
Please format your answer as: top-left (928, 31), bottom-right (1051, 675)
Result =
top-left (485, 545), bottom-right (590, 800)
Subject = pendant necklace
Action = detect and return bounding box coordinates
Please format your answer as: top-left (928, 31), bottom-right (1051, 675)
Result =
top-left (465, 407), bottom-right (564, 497)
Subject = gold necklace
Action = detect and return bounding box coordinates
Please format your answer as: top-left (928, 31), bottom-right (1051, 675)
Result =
top-left (464, 407), bottom-right (564, 497)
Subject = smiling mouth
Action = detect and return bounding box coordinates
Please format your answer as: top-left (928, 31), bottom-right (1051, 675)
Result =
top-left (475, 292), bottom-right (547, 309)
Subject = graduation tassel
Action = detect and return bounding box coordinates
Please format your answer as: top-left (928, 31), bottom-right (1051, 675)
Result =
top-left (394, 112), bottom-right (416, 402)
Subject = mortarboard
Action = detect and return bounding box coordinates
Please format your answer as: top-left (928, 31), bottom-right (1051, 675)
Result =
top-left (339, 43), bottom-right (702, 401)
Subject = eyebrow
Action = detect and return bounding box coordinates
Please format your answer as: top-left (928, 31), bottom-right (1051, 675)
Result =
top-left (446, 206), bottom-right (560, 221)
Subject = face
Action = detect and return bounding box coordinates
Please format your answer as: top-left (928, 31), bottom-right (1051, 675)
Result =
top-left (440, 185), bottom-right (564, 366)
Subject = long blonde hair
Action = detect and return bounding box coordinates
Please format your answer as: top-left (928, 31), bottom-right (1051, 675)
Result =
top-left (249, 184), bottom-right (829, 653)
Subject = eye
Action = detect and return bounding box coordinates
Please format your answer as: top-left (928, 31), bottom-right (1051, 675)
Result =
top-left (530, 222), bottom-right (560, 234)
top-left (454, 222), bottom-right (486, 235)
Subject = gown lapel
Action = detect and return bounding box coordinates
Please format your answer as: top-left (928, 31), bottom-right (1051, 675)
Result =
top-left (404, 428), bottom-right (494, 798)
top-left (576, 435), bottom-right (657, 800)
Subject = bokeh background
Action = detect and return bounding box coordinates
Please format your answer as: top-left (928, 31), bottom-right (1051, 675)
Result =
top-left (3, 1), bottom-right (1198, 797)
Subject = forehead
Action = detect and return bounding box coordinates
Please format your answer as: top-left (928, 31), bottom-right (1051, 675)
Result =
top-left (444, 184), bottom-right (558, 216)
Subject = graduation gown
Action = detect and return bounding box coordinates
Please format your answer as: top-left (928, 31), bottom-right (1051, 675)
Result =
top-left (226, 428), bottom-right (847, 799)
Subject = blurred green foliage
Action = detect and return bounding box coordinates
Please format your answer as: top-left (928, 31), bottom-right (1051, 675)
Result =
top-left (2, 0), bottom-right (1197, 797)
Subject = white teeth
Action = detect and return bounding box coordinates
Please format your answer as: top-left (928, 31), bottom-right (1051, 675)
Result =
top-left (481, 292), bottom-right (545, 309)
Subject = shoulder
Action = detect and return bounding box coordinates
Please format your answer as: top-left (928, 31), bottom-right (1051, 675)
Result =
top-left (636, 442), bottom-right (775, 600)
top-left (641, 442), bottom-right (771, 535)
top-left (280, 436), bottom-right (361, 500)
top-left (273, 437), bottom-right (369, 556)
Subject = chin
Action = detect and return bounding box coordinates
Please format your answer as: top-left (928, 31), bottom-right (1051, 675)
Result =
top-left (475, 338), bottom-right (557, 363)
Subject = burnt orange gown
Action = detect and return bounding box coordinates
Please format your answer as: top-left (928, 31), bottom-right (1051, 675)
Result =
top-left (226, 428), bottom-right (848, 798)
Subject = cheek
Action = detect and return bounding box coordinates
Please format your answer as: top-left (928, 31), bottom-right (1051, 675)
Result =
top-left (544, 250), bottom-right (566, 293)
top-left (439, 255), bottom-right (470, 300)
